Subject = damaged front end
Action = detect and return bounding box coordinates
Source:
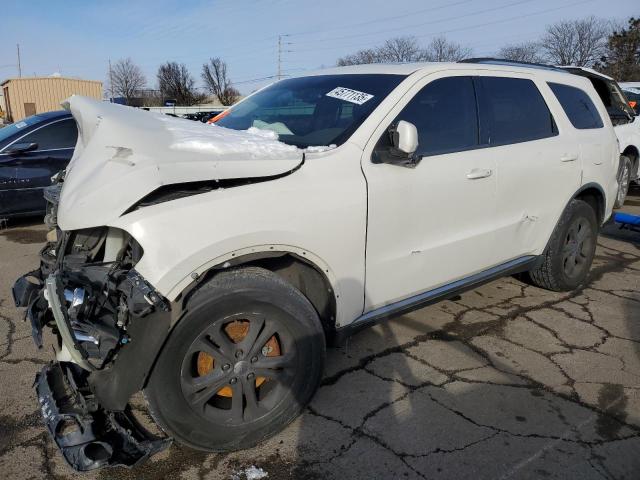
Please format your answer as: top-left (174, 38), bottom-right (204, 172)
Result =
top-left (12, 191), bottom-right (172, 470)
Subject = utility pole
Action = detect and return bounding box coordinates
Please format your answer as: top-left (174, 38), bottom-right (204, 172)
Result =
top-left (277, 34), bottom-right (292, 81)
top-left (108, 58), bottom-right (114, 102)
top-left (16, 44), bottom-right (21, 78)
top-left (277, 35), bottom-right (282, 80)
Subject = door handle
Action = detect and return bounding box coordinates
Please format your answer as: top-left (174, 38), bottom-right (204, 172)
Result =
top-left (560, 154), bottom-right (578, 162)
top-left (466, 168), bottom-right (492, 180)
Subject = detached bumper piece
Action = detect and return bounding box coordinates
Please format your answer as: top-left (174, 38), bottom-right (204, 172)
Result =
top-left (12, 269), bottom-right (48, 348)
top-left (35, 362), bottom-right (170, 471)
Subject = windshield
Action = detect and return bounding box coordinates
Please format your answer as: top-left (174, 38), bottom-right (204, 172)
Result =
top-left (216, 74), bottom-right (406, 148)
top-left (0, 114), bottom-right (50, 144)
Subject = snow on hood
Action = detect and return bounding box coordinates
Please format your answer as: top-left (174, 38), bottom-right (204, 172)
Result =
top-left (57, 96), bottom-right (303, 231)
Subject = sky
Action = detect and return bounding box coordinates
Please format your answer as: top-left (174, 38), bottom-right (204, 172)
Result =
top-left (1, 0), bottom-right (638, 95)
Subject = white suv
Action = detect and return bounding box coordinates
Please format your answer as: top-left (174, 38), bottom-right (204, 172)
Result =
top-left (13, 61), bottom-right (619, 471)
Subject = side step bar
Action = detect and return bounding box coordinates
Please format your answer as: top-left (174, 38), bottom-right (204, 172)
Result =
top-left (335, 255), bottom-right (537, 342)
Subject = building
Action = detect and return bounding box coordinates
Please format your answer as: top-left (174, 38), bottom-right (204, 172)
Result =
top-left (1, 76), bottom-right (102, 122)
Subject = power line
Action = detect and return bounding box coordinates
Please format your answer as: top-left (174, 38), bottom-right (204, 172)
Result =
top-left (290, 0), bottom-right (536, 47)
top-left (287, 0), bottom-right (473, 38)
top-left (290, 0), bottom-right (595, 55)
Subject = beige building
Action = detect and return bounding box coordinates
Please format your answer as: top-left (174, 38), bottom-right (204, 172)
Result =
top-left (1, 76), bottom-right (102, 122)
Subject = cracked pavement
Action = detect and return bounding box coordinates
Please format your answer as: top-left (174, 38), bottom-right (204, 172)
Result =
top-left (1, 188), bottom-right (639, 479)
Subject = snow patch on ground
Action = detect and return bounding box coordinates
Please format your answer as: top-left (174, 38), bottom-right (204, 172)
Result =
top-left (231, 465), bottom-right (269, 480)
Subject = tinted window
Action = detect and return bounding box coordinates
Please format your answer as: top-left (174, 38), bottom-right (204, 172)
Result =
top-left (216, 74), bottom-right (405, 148)
top-left (0, 114), bottom-right (50, 145)
top-left (479, 77), bottom-right (557, 146)
top-left (376, 76), bottom-right (478, 158)
top-left (548, 83), bottom-right (604, 129)
top-left (21, 119), bottom-right (78, 150)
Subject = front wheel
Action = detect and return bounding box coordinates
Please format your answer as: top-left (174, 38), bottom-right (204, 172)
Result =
top-left (145, 267), bottom-right (325, 452)
top-left (615, 155), bottom-right (632, 209)
top-left (527, 199), bottom-right (598, 292)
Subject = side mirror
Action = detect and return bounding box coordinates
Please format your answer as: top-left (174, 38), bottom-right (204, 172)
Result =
top-left (372, 120), bottom-right (421, 167)
top-left (391, 120), bottom-right (419, 155)
top-left (5, 142), bottom-right (38, 155)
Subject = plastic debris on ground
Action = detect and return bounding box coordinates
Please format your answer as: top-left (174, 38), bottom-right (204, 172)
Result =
top-left (231, 465), bottom-right (269, 480)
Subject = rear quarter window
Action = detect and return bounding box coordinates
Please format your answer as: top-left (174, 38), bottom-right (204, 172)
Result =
top-left (548, 83), bottom-right (604, 129)
top-left (478, 77), bottom-right (557, 147)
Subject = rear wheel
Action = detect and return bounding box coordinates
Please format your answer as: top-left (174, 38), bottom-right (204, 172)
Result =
top-left (615, 155), bottom-right (632, 208)
top-left (528, 199), bottom-right (598, 292)
top-left (145, 267), bottom-right (325, 451)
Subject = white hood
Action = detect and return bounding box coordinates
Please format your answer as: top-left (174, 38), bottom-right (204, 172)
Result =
top-left (57, 96), bottom-right (303, 230)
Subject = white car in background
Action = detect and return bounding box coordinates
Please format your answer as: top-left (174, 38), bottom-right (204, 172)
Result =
top-left (561, 67), bottom-right (640, 207)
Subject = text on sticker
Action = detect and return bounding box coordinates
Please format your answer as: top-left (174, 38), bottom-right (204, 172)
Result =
top-left (326, 87), bottom-right (374, 105)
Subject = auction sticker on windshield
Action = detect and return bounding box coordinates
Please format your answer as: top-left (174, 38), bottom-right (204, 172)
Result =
top-left (326, 87), bottom-right (374, 105)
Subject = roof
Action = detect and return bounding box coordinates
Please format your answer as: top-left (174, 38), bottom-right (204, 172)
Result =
top-left (557, 66), bottom-right (614, 81)
top-left (298, 61), bottom-right (576, 79)
top-left (1, 76), bottom-right (102, 86)
top-left (301, 63), bottom-right (440, 76)
top-left (29, 110), bottom-right (72, 120)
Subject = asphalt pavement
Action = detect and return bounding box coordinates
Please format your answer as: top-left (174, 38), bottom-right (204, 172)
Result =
top-left (1, 187), bottom-right (639, 479)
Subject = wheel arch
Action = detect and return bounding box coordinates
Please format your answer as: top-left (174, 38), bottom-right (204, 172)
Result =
top-left (172, 247), bottom-right (339, 341)
top-left (621, 145), bottom-right (639, 180)
top-left (573, 182), bottom-right (606, 225)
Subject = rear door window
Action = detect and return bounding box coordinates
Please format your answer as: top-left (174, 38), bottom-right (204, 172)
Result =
top-left (478, 77), bottom-right (558, 146)
top-left (19, 118), bottom-right (78, 150)
top-left (548, 83), bottom-right (604, 129)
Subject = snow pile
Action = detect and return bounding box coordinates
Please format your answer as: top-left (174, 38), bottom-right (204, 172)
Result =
top-left (305, 144), bottom-right (337, 153)
top-left (159, 115), bottom-right (299, 160)
top-left (231, 465), bottom-right (269, 480)
top-left (246, 127), bottom-right (279, 140)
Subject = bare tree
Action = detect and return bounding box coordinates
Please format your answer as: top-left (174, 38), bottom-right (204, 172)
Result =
top-left (202, 58), bottom-right (239, 106)
top-left (337, 48), bottom-right (382, 66)
top-left (541, 17), bottom-right (610, 66)
top-left (498, 41), bottom-right (544, 63)
top-left (380, 36), bottom-right (424, 62)
top-left (338, 36), bottom-right (425, 65)
top-left (337, 36), bottom-right (470, 65)
top-left (108, 58), bottom-right (146, 105)
top-left (157, 62), bottom-right (204, 106)
top-left (421, 36), bottom-right (473, 62)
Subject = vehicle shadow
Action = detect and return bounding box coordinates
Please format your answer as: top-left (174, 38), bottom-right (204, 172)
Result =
top-left (38, 210), bottom-right (639, 479)
top-left (597, 191), bottom-right (640, 438)
top-left (110, 248), bottom-right (640, 480)
top-left (0, 216), bottom-right (47, 244)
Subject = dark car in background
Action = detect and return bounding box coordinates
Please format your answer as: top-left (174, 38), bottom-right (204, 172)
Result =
top-left (182, 110), bottom-right (224, 122)
top-left (0, 111), bottom-right (77, 218)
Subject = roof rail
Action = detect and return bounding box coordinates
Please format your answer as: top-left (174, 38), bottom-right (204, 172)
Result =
top-left (458, 58), bottom-right (567, 73)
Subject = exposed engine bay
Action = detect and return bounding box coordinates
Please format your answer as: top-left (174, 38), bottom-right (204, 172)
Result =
top-left (12, 183), bottom-right (173, 470)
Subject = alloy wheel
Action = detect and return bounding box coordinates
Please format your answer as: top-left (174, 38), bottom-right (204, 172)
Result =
top-left (617, 162), bottom-right (630, 206)
top-left (562, 217), bottom-right (594, 280)
top-left (180, 313), bottom-right (297, 425)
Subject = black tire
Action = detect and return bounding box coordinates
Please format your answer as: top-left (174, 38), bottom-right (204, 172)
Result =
top-left (145, 267), bottom-right (325, 451)
top-left (527, 199), bottom-right (598, 292)
top-left (614, 155), bottom-right (632, 209)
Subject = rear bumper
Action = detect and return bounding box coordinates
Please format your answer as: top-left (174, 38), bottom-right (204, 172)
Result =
top-left (35, 362), bottom-right (170, 471)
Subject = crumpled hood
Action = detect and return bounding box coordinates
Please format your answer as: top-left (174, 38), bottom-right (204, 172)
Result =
top-left (57, 96), bottom-right (302, 231)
